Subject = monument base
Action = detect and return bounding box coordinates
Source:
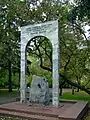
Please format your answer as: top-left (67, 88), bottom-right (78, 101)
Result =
top-left (0, 100), bottom-right (88, 120)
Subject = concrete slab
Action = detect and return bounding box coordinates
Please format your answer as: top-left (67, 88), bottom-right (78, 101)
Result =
top-left (0, 100), bottom-right (88, 120)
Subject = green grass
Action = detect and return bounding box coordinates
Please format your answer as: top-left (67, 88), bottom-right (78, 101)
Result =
top-left (60, 91), bottom-right (90, 104)
top-left (0, 116), bottom-right (29, 120)
top-left (0, 89), bottom-right (19, 97)
top-left (84, 112), bottom-right (90, 120)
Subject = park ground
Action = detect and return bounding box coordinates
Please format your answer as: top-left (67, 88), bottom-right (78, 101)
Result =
top-left (0, 89), bottom-right (90, 120)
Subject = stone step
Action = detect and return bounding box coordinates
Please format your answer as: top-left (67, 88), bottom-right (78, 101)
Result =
top-left (0, 103), bottom-right (58, 118)
top-left (0, 109), bottom-right (58, 120)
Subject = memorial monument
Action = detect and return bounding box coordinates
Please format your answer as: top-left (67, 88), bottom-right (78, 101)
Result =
top-left (29, 75), bottom-right (50, 105)
top-left (20, 20), bottom-right (60, 107)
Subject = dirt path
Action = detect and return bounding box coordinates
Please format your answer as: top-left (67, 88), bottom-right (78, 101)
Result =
top-left (0, 96), bottom-right (18, 105)
top-left (62, 89), bottom-right (72, 93)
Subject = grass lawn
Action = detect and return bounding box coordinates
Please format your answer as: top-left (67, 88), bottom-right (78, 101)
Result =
top-left (0, 116), bottom-right (29, 120)
top-left (0, 89), bottom-right (19, 97)
top-left (84, 112), bottom-right (90, 120)
top-left (60, 91), bottom-right (90, 104)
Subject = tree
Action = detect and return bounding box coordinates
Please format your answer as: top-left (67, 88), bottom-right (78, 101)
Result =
top-left (0, 0), bottom-right (22, 91)
top-left (0, 0), bottom-right (90, 94)
top-left (26, 0), bottom-right (90, 95)
top-left (67, 0), bottom-right (90, 92)
top-left (68, 0), bottom-right (90, 22)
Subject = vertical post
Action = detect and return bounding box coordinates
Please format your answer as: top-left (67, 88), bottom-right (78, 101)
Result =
top-left (52, 20), bottom-right (60, 107)
top-left (20, 45), bottom-right (26, 103)
top-left (52, 46), bottom-right (60, 107)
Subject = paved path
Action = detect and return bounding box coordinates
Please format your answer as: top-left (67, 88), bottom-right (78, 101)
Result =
top-left (62, 89), bottom-right (72, 93)
top-left (0, 96), bottom-right (18, 105)
top-left (0, 91), bottom-right (19, 105)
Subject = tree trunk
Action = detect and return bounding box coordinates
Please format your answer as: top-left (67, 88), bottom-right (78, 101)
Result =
top-left (72, 86), bottom-right (74, 95)
top-left (59, 87), bottom-right (62, 96)
top-left (18, 69), bottom-right (20, 90)
top-left (8, 61), bottom-right (12, 92)
top-left (38, 62), bottom-right (90, 95)
top-left (77, 81), bottom-right (80, 92)
top-left (77, 87), bottom-right (79, 92)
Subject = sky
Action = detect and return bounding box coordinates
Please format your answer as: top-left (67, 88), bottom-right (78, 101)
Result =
top-left (85, 25), bottom-right (90, 38)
